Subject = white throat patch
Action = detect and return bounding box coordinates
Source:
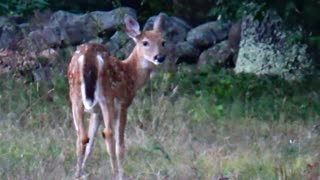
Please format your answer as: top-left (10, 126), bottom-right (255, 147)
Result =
top-left (140, 58), bottom-right (158, 68)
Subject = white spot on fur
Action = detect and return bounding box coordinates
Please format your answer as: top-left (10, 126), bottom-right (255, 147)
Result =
top-left (96, 54), bottom-right (104, 72)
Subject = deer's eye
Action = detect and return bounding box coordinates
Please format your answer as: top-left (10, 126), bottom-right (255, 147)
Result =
top-left (162, 41), bottom-right (166, 47)
top-left (142, 41), bottom-right (149, 46)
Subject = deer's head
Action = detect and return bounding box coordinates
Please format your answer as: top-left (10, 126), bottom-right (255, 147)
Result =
top-left (124, 14), bottom-right (166, 66)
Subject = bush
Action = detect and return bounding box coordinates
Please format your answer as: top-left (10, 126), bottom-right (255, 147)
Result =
top-left (0, 0), bottom-right (48, 16)
top-left (149, 64), bottom-right (320, 122)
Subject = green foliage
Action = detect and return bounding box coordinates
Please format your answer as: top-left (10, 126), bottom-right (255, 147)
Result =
top-left (1, 63), bottom-right (319, 126)
top-left (0, 72), bottom-right (69, 129)
top-left (0, 0), bottom-right (48, 16)
top-left (138, 0), bottom-right (174, 22)
top-left (145, 64), bottom-right (320, 122)
top-left (309, 36), bottom-right (320, 49)
top-left (208, 0), bottom-right (320, 37)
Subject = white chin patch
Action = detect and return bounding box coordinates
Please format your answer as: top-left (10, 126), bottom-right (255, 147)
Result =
top-left (147, 59), bottom-right (160, 65)
top-left (153, 61), bottom-right (160, 65)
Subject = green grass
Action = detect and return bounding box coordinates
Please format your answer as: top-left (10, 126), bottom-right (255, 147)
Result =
top-left (0, 65), bottom-right (320, 179)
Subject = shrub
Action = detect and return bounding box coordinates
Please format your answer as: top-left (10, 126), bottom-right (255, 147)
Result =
top-left (0, 0), bottom-right (48, 16)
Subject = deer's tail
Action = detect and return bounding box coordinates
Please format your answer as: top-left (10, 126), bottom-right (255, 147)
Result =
top-left (78, 47), bottom-right (104, 110)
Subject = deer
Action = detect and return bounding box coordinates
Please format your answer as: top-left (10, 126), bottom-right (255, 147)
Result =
top-left (67, 14), bottom-right (166, 179)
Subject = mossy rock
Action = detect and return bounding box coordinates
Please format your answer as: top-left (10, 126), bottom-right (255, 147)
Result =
top-left (235, 11), bottom-right (314, 81)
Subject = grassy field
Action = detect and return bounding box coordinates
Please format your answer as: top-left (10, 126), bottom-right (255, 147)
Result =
top-left (0, 66), bottom-right (320, 179)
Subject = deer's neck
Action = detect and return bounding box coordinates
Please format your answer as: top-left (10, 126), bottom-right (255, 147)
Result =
top-left (123, 47), bottom-right (155, 90)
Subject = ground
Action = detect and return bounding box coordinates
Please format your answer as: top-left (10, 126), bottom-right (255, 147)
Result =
top-left (0, 67), bottom-right (319, 179)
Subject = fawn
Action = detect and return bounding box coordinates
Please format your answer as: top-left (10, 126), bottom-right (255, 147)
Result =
top-left (68, 14), bottom-right (166, 179)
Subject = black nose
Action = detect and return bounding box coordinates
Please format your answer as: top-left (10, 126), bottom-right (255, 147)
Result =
top-left (154, 55), bottom-right (166, 63)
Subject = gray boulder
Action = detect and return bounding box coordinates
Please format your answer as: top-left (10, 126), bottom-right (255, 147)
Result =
top-left (235, 11), bottom-right (313, 81)
top-left (187, 21), bottom-right (230, 48)
top-left (174, 41), bottom-right (201, 64)
top-left (143, 13), bottom-right (192, 43)
top-left (0, 17), bottom-right (23, 49)
top-left (105, 31), bottom-right (133, 60)
top-left (197, 40), bottom-right (233, 69)
top-left (228, 20), bottom-right (241, 53)
top-left (19, 7), bottom-right (136, 52)
top-left (226, 21), bottom-right (242, 66)
top-left (0, 16), bottom-right (8, 26)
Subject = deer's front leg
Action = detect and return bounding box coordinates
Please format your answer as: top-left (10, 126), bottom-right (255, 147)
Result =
top-left (116, 104), bottom-right (128, 179)
top-left (100, 100), bottom-right (117, 175)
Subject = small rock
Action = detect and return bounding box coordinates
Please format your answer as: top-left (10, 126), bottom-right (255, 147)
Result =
top-left (38, 48), bottom-right (58, 59)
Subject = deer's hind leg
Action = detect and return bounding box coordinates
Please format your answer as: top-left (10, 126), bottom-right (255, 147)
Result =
top-left (100, 100), bottom-right (117, 175)
top-left (81, 112), bottom-right (101, 170)
top-left (71, 100), bottom-right (88, 178)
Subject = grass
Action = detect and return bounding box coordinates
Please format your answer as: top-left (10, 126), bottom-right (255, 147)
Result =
top-left (0, 65), bottom-right (320, 179)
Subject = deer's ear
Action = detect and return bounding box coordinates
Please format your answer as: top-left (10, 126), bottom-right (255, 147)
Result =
top-left (124, 14), bottom-right (141, 40)
top-left (153, 14), bottom-right (165, 32)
